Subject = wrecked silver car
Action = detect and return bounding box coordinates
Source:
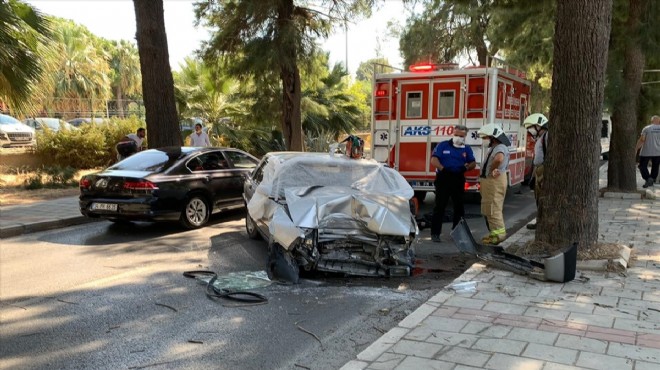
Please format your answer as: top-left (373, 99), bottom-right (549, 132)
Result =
top-left (243, 152), bottom-right (418, 283)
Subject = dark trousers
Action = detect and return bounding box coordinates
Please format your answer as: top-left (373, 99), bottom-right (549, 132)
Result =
top-left (431, 171), bottom-right (466, 236)
top-left (639, 156), bottom-right (660, 181)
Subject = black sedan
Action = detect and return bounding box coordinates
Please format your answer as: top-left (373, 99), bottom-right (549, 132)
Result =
top-left (79, 147), bottom-right (259, 228)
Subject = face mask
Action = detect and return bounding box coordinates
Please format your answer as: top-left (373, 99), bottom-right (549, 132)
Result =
top-left (527, 127), bottom-right (538, 138)
top-left (452, 136), bottom-right (466, 147)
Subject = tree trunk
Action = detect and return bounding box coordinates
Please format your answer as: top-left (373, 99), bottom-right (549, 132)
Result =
top-left (537, 0), bottom-right (612, 250)
top-left (277, 0), bottom-right (303, 151)
top-left (116, 86), bottom-right (125, 118)
top-left (607, 0), bottom-right (646, 190)
top-left (133, 0), bottom-right (182, 147)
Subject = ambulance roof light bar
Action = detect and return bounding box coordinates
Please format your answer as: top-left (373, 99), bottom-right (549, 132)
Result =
top-left (409, 63), bottom-right (437, 72)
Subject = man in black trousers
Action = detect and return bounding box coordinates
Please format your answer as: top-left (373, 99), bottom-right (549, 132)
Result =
top-left (430, 125), bottom-right (477, 242)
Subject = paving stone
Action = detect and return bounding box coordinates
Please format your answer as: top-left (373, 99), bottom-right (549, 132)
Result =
top-left (472, 338), bottom-right (527, 355)
top-left (453, 366), bottom-right (483, 370)
top-left (434, 345), bottom-right (491, 367)
top-left (368, 353), bottom-right (406, 370)
top-left (485, 353), bottom-right (544, 370)
top-left (607, 342), bottom-right (660, 363)
top-left (443, 296), bottom-right (487, 310)
top-left (613, 318), bottom-right (660, 335)
top-left (576, 352), bottom-right (633, 370)
top-left (566, 312), bottom-right (615, 328)
top-left (522, 343), bottom-right (578, 365)
top-left (601, 287), bottom-right (643, 300)
top-left (461, 321), bottom-right (511, 338)
top-left (482, 301), bottom-right (527, 315)
top-left (389, 339), bottom-right (443, 358)
top-left (393, 356), bottom-right (454, 370)
top-left (542, 363), bottom-right (585, 370)
top-left (425, 332), bottom-right (479, 348)
top-left (593, 305), bottom-right (638, 320)
top-left (555, 333), bottom-right (607, 353)
top-left (507, 327), bottom-right (558, 345)
top-left (635, 360), bottom-right (660, 370)
top-left (524, 306), bottom-right (570, 321)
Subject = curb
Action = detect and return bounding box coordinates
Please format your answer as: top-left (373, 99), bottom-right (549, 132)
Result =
top-left (0, 216), bottom-right (100, 239)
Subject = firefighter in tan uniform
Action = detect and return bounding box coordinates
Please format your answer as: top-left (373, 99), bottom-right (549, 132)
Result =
top-left (477, 124), bottom-right (510, 245)
top-left (523, 113), bottom-right (549, 230)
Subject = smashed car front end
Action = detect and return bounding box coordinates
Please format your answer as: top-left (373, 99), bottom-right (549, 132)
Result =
top-left (246, 154), bottom-right (418, 281)
top-left (274, 186), bottom-right (417, 277)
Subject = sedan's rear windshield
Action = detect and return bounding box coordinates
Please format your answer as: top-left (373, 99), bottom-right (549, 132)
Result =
top-left (109, 150), bottom-right (185, 172)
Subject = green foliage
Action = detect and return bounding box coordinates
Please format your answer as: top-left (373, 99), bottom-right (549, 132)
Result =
top-left (355, 57), bottom-right (394, 81)
top-left (0, 0), bottom-right (53, 114)
top-left (34, 117), bottom-right (145, 168)
top-left (399, 0), bottom-right (499, 68)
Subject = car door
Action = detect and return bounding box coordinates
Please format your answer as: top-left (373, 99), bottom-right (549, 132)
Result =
top-left (185, 150), bottom-right (240, 211)
top-left (243, 156), bottom-right (269, 235)
top-left (222, 149), bottom-right (259, 201)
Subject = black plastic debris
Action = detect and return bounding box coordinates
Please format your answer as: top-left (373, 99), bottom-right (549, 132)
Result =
top-left (450, 219), bottom-right (577, 283)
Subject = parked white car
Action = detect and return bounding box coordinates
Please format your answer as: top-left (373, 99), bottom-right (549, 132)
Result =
top-left (0, 114), bottom-right (35, 148)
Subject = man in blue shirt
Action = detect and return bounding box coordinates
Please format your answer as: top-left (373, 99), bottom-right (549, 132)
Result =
top-left (430, 125), bottom-right (477, 242)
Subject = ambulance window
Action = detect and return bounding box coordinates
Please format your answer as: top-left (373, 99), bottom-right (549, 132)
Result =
top-left (406, 92), bottom-right (422, 118)
top-left (438, 91), bottom-right (455, 117)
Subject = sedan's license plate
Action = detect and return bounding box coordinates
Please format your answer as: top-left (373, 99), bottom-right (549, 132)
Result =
top-left (91, 203), bottom-right (118, 211)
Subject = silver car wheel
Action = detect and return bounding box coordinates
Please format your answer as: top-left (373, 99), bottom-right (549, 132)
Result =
top-left (185, 197), bottom-right (208, 227)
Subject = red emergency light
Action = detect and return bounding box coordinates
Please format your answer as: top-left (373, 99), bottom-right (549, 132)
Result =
top-left (409, 63), bottom-right (437, 72)
top-left (375, 90), bottom-right (387, 97)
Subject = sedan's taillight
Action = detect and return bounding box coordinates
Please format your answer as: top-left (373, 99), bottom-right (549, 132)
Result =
top-left (80, 177), bottom-right (91, 189)
top-left (123, 180), bottom-right (159, 191)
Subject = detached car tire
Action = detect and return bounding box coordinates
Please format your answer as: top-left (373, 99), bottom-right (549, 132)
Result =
top-left (245, 212), bottom-right (261, 240)
top-left (180, 196), bottom-right (210, 229)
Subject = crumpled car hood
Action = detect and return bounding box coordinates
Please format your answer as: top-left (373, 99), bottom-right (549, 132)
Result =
top-left (246, 154), bottom-right (418, 249)
top-left (286, 186), bottom-right (415, 236)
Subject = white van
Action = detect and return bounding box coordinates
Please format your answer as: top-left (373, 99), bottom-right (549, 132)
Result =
top-left (601, 113), bottom-right (612, 160)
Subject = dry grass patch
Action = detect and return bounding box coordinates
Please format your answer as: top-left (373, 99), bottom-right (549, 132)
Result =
top-left (0, 168), bottom-right (98, 206)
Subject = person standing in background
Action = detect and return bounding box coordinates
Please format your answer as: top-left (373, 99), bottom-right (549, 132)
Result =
top-left (189, 123), bottom-right (211, 147)
top-left (523, 113), bottom-right (549, 230)
top-left (636, 115), bottom-right (660, 188)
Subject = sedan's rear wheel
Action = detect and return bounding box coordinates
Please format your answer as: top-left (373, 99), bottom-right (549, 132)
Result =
top-left (245, 212), bottom-right (261, 240)
top-left (180, 196), bottom-right (209, 229)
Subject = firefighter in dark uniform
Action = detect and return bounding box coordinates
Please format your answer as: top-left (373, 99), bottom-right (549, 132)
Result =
top-left (430, 125), bottom-right (477, 242)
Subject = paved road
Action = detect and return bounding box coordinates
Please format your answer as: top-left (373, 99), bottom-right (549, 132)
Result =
top-left (0, 187), bottom-right (537, 370)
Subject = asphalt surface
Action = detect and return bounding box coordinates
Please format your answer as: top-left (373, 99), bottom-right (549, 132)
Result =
top-left (0, 186), bottom-right (537, 370)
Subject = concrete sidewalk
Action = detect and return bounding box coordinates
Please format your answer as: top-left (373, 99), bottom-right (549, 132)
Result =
top-left (342, 165), bottom-right (660, 370)
top-left (0, 196), bottom-right (95, 238)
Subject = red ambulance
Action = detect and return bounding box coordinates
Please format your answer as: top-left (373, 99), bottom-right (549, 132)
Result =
top-left (370, 59), bottom-right (533, 201)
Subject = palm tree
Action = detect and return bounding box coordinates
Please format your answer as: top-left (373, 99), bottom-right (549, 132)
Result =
top-left (302, 61), bottom-right (364, 140)
top-left (49, 20), bottom-right (111, 117)
top-left (108, 40), bottom-right (141, 118)
top-left (0, 0), bottom-right (52, 115)
top-left (195, 0), bottom-right (372, 151)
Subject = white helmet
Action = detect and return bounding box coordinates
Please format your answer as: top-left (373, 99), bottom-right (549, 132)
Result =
top-left (524, 113), bottom-right (549, 129)
top-left (478, 123), bottom-right (511, 146)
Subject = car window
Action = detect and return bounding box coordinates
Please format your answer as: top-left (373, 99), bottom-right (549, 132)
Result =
top-left (187, 152), bottom-right (229, 172)
top-left (224, 150), bottom-right (258, 169)
top-left (110, 150), bottom-right (185, 172)
top-left (251, 158), bottom-right (268, 183)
